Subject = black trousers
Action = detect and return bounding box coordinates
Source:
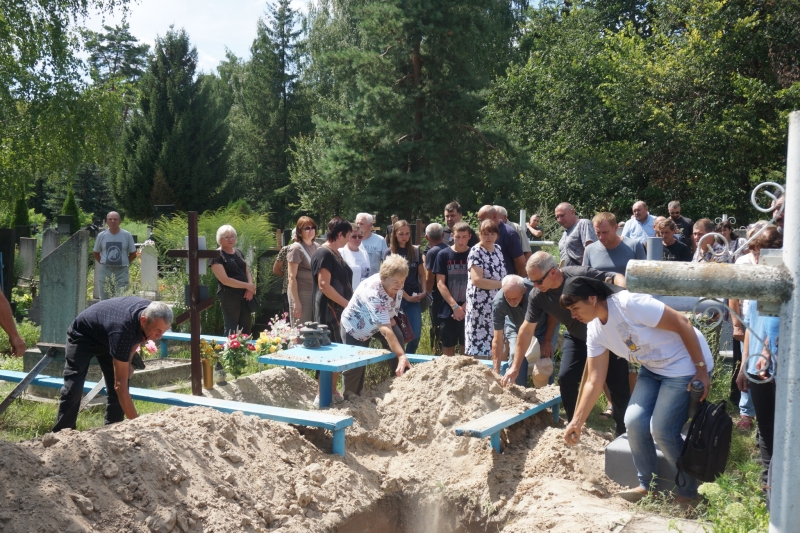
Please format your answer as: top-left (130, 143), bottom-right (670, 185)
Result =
top-left (218, 287), bottom-right (252, 336)
top-left (53, 337), bottom-right (124, 432)
top-left (429, 295), bottom-right (443, 355)
top-left (729, 337), bottom-right (742, 407)
top-left (340, 324), bottom-right (403, 396)
top-left (559, 333), bottom-right (630, 435)
top-left (748, 372), bottom-right (776, 487)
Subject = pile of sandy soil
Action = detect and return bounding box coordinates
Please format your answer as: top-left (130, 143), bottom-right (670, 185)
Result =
top-left (202, 367), bottom-right (316, 409)
top-left (0, 356), bottom-right (636, 532)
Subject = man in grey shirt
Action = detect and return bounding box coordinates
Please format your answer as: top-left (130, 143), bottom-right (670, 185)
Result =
top-left (555, 202), bottom-right (596, 266)
top-left (583, 212), bottom-right (646, 275)
top-left (491, 275), bottom-right (536, 386)
top-left (93, 211), bottom-right (138, 300)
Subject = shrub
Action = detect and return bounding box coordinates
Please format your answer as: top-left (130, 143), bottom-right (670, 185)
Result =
top-left (61, 184), bottom-right (81, 223)
top-left (12, 197), bottom-right (29, 227)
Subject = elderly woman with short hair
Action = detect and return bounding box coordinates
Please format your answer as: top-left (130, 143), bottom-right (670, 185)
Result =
top-left (209, 225), bottom-right (257, 335)
top-left (340, 255), bottom-right (412, 397)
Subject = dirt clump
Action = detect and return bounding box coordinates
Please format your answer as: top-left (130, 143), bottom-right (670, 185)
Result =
top-left (202, 367), bottom-right (316, 409)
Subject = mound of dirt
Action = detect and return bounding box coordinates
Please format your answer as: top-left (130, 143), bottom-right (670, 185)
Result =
top-left (0, 407), bottom-right (380, 533)
top-left (202, 367), bottom-right (316, 409)
top-left (0, 356), bottom-right (634, 533)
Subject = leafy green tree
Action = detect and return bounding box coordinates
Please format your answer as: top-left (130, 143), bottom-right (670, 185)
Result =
top-left (114, 27), bottom-right (232, 219)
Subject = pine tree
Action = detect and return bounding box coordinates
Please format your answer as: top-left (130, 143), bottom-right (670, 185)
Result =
top-left (293, 0), bottom-right (522, 220)
top-left (62, 185), bottom-right (81, 224)
top-left (13, 197), bottom-right (29, 227)
top-left (114, 27), bottom-right (232, 219)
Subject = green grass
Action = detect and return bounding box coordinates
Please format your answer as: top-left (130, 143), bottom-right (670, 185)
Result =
top-left (0, 320), bottom-right (40, 355)
top-left (120, 220), bottom-right (150, 241)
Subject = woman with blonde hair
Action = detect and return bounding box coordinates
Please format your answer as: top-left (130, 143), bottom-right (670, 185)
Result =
top-left (287, 216), bottom-right (319, 326)
top-left (384, 219), bottom-right (426, 353)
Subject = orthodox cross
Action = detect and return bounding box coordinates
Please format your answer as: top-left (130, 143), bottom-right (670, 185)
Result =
top-left (165, 211), bottom-right (219, 395)
top-left (627, 111), bottom-right (798, 531)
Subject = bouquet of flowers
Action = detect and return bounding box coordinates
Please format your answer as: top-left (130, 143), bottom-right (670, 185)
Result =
top-left (256, 313), bottom-right (299, 356)
top-left (220, 330), bottom-right (256, 378)
top-left (138, 340), bottom-right (158, 359)
top-left (200, 338), bottom-right (223, 362)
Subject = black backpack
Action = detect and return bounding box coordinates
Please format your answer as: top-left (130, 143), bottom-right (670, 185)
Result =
top-left (676, 400), bottom-right (733, 487)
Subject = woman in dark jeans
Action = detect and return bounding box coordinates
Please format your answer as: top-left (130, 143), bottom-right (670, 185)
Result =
top-left (209, 224), bottom-right (256, 335)
top-left (310, 217), bottom-right (354, 406)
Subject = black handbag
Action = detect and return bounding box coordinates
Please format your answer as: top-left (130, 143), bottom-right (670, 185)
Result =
top-left (247, 294), bottom-right (260, 312)
top-left (395, 311), bottom-right (416, 343)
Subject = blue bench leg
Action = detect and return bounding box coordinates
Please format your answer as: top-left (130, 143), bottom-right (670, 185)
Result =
top-left (552, 402), bottom-right (560, 423)
top-left (160, 339), bottom-right (168, 358)
top-left (332, 428), bottom-right (346, 457)
top-left (319, 370), bottom-right (333, 408)
top-left (490, 432), bottom-right (501, 453)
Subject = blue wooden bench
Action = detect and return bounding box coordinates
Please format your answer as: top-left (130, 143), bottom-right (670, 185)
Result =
top-left (0, 370), bottom-right (353, 457)
top-left (405, 354), bottom-right (509, 373)
top-left (159, 331), bottom-right (256, 358)
top-left (454, 396), bottom-right (562, 453)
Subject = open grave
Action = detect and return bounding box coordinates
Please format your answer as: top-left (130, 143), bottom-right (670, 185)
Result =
top-left (0, 356), bottom-right (652, 532)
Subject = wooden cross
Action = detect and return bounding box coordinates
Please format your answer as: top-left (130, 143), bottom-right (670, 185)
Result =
top-left (165, 211), bottom-right (220, 395)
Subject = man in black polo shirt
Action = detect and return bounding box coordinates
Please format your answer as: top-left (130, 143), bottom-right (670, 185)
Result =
top-left (501, 252), bottom-right (631, 436)
top-left (53, 297), bottom-right (173, 431)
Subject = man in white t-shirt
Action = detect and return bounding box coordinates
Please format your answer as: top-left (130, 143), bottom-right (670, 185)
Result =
top-left (356, 213), bottom-right (388, 276)
top-left (93, 211), bottom-right (137, 299)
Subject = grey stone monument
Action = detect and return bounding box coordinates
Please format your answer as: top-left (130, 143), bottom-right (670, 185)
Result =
top-left (92, 259), bottom-right (101, 300)
top-left (41, 228), bottom-right (60, 259)
top-left (39, 230), bottom-right (88, 345)
top-left (140, 245), bottom-right (158, 296)
top-left (18, 237), bottom-right (37, 281)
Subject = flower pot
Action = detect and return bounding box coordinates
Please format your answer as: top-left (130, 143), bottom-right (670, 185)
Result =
top-left (214, 362), bottom-right (227, 386)
top-left (202, 359), bottom-right (214, 389)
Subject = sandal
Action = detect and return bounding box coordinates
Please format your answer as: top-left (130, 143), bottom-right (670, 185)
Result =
top-left (736, 415), bottom-right (754, 431)
top-left (598, 406), bottom-right (613, 420)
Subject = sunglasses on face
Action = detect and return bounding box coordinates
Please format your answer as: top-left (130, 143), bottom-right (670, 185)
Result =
top-left (532, 267), bottom-right (553, 285)
top-left (350, 235), bottom-right (363, 240)
top-left (303, 227), bottom-right (317, 232)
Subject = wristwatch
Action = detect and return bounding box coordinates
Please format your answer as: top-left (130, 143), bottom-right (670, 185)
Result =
top-left (694, 361), bottom-right (706, 368)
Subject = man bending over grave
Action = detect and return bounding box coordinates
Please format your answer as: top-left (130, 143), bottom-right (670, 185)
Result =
top-left (94, 211), bottom-right (138, 299)
top-left (52, 297), bottom-right (172, 431)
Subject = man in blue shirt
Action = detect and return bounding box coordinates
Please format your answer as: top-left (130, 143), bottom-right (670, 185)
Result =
top-left (53, 297), bottom-right (173, 431)
top-left (621, 201), bottom-right (656, 247)
top-left (477, 205), bottom-right (526, 276)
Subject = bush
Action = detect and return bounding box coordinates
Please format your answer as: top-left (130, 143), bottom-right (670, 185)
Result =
top-left (61, 184), bottom-right (81, 223)
top-left (12, 198), bottom-right (29, 227)
top-left (0, 320), bottom-right (40, 354)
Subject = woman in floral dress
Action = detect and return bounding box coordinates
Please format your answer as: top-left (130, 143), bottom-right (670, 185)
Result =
top-left (465, 219), bottom-right (507, 357)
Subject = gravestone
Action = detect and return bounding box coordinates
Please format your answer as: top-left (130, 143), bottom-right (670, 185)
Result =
top-left (41, 229), bottom-right (60, 259)
top-left (140, 245), bottom-right (158, 296)
top-left (39, 230), bottom-right (88, 345)
top-left (18, 237), bottom-right (37, 282)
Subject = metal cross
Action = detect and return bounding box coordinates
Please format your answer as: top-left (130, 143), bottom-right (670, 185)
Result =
top-left (165, 211), bottom-right (220, 395)
top-left (626, 111), bottom-right (799, 532)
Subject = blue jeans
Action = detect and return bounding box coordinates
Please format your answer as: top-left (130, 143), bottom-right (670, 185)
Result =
top-left (400, 300), bottom-right (421, 354)
top-left (624, 366), bottom-right (697, 498)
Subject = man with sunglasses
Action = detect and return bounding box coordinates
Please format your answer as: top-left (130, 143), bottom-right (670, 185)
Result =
top-left (501, 251), bottom-right (631, 436)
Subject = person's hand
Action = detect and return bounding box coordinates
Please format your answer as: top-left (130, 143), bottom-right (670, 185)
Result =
top-left (9, 334), bottom-right (25, 357)
top-left (732, 323), bottom-right (745, 342)
top-left (293, 302), bottom-right (303, 319)
top-left (756, 354), bottom-right (771, 379)
top-left (415, 291), bottom-right (426, 302)
top-left (501, 367), bottom-right (519, 387)
top-left (690, 366), bottom-right (711, 401)
top-left (564, 421), bottom-right (582, 445)
top-left (452, 305), bottom-right (466, 321)
top-left (395, 355), bottom-right (411, 377)
top-left (540, 338), bottom-right (554, 359)
top-left (245, 283), bottom-right (256, 293)
top-left (244, 290), bottom-right (254, 301)
top-left (736, 368), bottom-right (749, 392)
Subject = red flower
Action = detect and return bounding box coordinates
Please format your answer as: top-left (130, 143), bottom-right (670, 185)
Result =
top-left (247, 344), bottom-right (256, 351)
top-left (229, 334), bottom-right (237, 340)
top-left (229, 340), bottom-right (241, 349)
top-left (242, 334), bottom-right (250, 339)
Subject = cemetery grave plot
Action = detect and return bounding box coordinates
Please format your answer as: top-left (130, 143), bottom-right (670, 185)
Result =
top-left (0, 357), bottom-right (641, 532)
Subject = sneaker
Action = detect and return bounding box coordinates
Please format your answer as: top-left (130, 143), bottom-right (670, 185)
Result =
top-left (332, 391), bottom-right (344, 403)
top-left (617, 487), bottom-right (650, 503)
top-left (312, 395), bottom-right (320, 408)
top-left (736, 415), bottom-right (754, 431)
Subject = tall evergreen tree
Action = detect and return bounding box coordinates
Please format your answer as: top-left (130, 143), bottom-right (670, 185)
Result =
top-left (291, 0), bottom-right (523, 221)
top-left (114, 28), bottom-right (232, 219)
